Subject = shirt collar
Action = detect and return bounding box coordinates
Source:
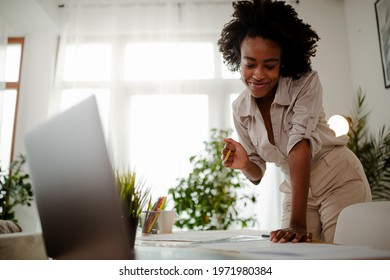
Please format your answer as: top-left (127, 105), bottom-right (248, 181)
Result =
top-left (274, 77), bottom-right (292, 106)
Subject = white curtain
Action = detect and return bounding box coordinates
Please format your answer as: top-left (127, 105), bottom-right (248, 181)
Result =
top-left (0, 16), bottom-right (7, 170)
top-left (52, 0), bottom-right (283, 230)
top-left (0, 16), bottom-right (5, 88)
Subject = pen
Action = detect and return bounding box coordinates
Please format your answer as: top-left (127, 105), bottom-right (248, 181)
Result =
top-left (223, 149), bottom-right (231, 162)
top-left (147, 196), bottom-right (152, 211)
top-left (261, 234), bottom-right (270, 238)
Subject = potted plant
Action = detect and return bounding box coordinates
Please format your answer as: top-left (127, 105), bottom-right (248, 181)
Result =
top-left (168, 128), bottom-right (257, 230)
top-left (347, 88), bottom-right (390, 201)
top-left (0, 154), bottom-right (34, 224)
top-left (115, 168), bottom-right (150, 246)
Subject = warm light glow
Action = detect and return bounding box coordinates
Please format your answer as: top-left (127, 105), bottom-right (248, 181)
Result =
top-left (328, 115), bottom-right (349, 136)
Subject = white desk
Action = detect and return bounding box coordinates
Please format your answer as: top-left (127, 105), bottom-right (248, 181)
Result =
top-left (134, 230), bottom-right (390, 260)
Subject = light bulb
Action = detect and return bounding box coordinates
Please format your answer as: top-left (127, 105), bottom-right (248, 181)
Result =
top-left (328, 115), bottom-right (349, 137)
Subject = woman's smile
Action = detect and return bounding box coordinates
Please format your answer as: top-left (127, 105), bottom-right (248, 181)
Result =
top-left (240, 36), bottom-right (281, 99)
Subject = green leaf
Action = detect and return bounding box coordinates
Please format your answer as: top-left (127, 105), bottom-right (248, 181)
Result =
top-left (0, 154), bottom-right (34, 223)
top-left (168, 128), bottom-right (258, 230)
top-left (347, 89), bottom-right (390, 201)
top-left (114, 168), bottom-right (151, 219)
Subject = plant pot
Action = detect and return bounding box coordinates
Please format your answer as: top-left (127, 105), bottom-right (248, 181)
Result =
top-left (128, 216), bottom-right (139, 249)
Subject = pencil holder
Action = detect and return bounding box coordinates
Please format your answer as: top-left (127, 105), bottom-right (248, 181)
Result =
top-left (141, 210), bottom-right (160, 235)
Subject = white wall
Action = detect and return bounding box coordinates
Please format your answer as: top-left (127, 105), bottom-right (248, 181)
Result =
top-left (0, 0), bottom-right (60, 232)
top-left (12, 33), bottom-right (58, 232)
top-left (294, 0), bottom-right (354, 121)
top-left (14, 33), bottom-right (57, 158)
top-left (2, 0), bottom-right (389, 232)
top-left (344, 0), bottom-right (390, 133)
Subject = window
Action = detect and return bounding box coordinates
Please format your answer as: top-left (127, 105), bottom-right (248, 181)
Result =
top-left (0, 38), bottom-right (24, 170)
top-left (63, 43), bottom-right (112, 82)
top-left (124, 42), bottom-right (214, 80)
top-left (130, 94), bottom-right (209, 199)
top-left (58, 37), bottom-right (277, 226)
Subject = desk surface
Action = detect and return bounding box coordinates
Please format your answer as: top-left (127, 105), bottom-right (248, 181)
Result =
top-left (134, 230), bottom-right (390, 260)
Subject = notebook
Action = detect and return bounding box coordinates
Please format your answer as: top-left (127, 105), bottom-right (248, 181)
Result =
top-left (24, 96), bottom-right (133, 260)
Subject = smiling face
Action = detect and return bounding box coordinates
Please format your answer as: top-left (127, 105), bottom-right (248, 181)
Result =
top-left (240, 36), bottom-right (282, 100)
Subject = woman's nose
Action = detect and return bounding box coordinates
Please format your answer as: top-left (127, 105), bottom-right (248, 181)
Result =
top-left (253, 67), bottom-right (264, 80)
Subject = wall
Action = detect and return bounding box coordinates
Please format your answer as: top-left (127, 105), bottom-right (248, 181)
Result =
top-left (2, 0), bottom-right (388, 232)
top-left (12, 33), bottom-right (58, 232)
top-left (0, 0), bottom-right (60, 232)
top-left (344, 0), bottom-right (390, 133)
top-left (294, 0), bottom-right (354, 122)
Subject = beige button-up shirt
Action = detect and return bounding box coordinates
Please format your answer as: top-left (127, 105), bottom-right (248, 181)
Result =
top-left (232, 71), bottom-right (348, 180)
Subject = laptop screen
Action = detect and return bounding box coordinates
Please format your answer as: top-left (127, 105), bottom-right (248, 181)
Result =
top-left (24, 96), bottom-right (133, 260)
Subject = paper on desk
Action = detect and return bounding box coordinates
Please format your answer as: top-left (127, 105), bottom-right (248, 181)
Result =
top-left (198, 240), bottom-right (390, 260)
top-left (136, 230), bottom-right (268, 246)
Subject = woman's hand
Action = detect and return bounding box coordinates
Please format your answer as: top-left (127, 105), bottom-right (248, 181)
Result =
top-left (269, 225), bottom-right (312, 243)
top-left (222, 138), bottom-right (263, 183)
top-left (221, 138), bottom-right (250, 169)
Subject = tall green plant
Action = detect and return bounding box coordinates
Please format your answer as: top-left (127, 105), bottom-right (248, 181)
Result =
top-left (168, 128), bottom-right (257, 230)
top-left (0, 154), bottom-right (34, 223)
top-left (347, 88), bottom-right (390, 201)
top-left (115, 169), bottom-right (150, 219)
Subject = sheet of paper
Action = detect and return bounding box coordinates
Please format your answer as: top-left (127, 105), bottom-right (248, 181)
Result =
top-left (198, 240), bottom-right (390, 260)
top-left (136, 230), bottom-right (268, 247)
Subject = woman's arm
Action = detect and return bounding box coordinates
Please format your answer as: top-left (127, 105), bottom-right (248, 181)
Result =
top-left (288, 139), bottom-right (311, 234)
top-left (268, 73), bottom-right (323, 243)
top-left (270, 139), bottom-right (313, 243)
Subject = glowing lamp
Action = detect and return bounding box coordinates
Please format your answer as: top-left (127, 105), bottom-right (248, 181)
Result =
top-left (328, 115), bottom-right (349, 137)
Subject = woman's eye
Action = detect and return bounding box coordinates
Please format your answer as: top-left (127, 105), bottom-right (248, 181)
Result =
top-left (244, 64), bottom-right (255, 69)
top-left (265, 64), bottom-right (276, 70)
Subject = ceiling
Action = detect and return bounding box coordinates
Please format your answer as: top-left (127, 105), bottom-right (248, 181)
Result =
top-left (0, 0), bottom-right (236, 36)
top-left (0, 0), bottom-right (62, 35)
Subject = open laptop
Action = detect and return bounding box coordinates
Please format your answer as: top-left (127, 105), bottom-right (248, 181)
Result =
top-left (24, 96), bottom-right (133, 260)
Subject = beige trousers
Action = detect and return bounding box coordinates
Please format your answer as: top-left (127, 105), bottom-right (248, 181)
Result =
top-left (280, 146), bottom-right (372, 242)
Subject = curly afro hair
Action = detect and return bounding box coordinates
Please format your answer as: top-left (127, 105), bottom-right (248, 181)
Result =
top-left (217, 0), bottom-right (320, 79)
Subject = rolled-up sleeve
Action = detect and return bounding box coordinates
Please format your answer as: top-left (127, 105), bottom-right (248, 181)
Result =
top-left (232, 99), bottom-right (266, 184)
top-left (286, 72), bottom-right (323, 157)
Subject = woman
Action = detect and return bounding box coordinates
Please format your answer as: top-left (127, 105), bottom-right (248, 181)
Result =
top-left (218, 0), bottom-right (371, 243)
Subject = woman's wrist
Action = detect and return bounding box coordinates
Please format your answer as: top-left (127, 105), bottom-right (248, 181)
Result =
top-left (241, 161), bottom-right (262, 182)
top-left (287, 224), bottom-right (307, 231)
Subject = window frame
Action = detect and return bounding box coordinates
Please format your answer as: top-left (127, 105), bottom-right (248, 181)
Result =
top-left (3, 37), bottom-right (24, 165)
top-left (58, 34), bottom-right (243, 130)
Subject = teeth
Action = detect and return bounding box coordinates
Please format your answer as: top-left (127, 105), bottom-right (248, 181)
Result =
top-left (252, 83), bottom-right (264, 87)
